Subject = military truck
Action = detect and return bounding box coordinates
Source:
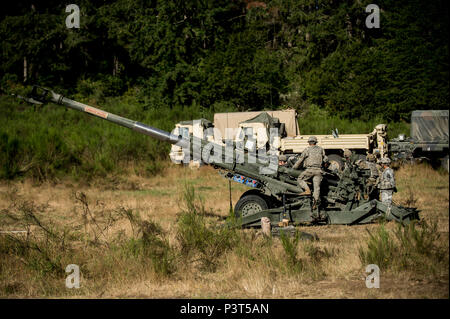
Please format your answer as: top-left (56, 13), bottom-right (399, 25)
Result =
top-left (170, 110), bottom-right (298, 167)
top-left (169, 118), bottom-right (216, 167)
top-left (214, 109), bottom-right (300, 138)
top-left (217, 110), bottom-right (386, 171)
top-left (171, 110), bottom-right (387, 171)
top-left (388, 110), bottom-right (449, 172)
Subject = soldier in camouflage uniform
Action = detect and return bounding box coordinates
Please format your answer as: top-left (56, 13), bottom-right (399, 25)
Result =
top-left (292, 136), bottom-right (328, 207)
top-left (357, 153), bottom-right (380, 181)
top-left (343, 149), bottom-right (355, 170)
top-left (366, 154), bottom-right (380, 179)
top-left (355, 153), bottom-right (379, 198)
top-left (378, 157), bottom-right (396, 206)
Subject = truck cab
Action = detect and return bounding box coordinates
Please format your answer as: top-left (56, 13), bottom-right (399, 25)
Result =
top-left (169, 119), bottom-right (216, 167)
top-left (388, 110), bottom-right (449, 171)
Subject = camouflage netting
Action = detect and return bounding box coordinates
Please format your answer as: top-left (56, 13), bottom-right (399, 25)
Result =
top-left (214, 109), bottom-right (299, 139)
top-left (240, 112), bottom-right (280, 127)
top-left (411, 110), bottom-right (449, 142)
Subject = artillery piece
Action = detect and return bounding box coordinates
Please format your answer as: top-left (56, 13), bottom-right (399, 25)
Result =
top-left (23, 86), bottom-right (419, 227)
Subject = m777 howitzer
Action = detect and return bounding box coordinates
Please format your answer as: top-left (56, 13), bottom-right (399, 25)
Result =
top-left (24, 85), bottom-right (420, 227)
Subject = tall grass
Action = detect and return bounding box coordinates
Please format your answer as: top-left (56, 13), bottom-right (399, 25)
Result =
top-left (0, 189), bottom-right (176, 296)
top-left (359, 221), bottom-right (448, 277)
top-left (176, 184), bottom-right (238, 271)
top-left (358, 225), bottom-right (396, 270)
top-left (279, 230), bottom-right (302, 270)
top-left (298, 104), bottom-right (410, 138)
top-left (1, 179), bottom-right (447, 297)
top-left (278, 230), bottom-right (334, 279)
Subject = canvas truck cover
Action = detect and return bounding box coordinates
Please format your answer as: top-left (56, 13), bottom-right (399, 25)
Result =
top-left (411, 110), bottom-right (449, 142)
top-left (214, 109), bottom-right (299, 139)
top-left (240, 112), bottom-right (280, 127)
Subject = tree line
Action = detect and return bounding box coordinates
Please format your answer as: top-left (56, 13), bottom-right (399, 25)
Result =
top-left (1, 0), bottom-right (448, 121)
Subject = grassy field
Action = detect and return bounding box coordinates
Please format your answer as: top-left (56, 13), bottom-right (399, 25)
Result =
top-left (0, 163), bottom-right (448, 298)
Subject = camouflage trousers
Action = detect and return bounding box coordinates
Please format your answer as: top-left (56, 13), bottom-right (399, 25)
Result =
top-left (297, 167), bottom-right (323, 201)
top-left (365, 178), bottom-right (378, 197)
top-left (380, 190), bottom-right (393, 206)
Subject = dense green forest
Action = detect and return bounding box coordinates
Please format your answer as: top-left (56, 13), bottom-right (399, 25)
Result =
top-left (0, 0), bottom-right (448, 180)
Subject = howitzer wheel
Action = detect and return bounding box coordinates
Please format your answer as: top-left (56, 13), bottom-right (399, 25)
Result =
top-left (327, 154), bottom-right (344, 172)
top-left (234, 194), bottom-right (269, 218)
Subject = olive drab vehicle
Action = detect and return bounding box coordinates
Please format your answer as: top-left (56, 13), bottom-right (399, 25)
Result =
top-left (21, 86), bottom-right (420, 228)
top-left (389, 110), bottom-right (449, 172)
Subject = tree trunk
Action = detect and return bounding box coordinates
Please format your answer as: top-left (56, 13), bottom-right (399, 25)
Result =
top-left (113, 55), bottom-right (119, 76)
top-left (23, 57), bottom-right (27, 83)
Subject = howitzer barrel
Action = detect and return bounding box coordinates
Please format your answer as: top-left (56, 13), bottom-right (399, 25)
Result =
top-left (27, 85), bottom-right (304, 195)
top-left (30, 86), bottom-right (188, 148)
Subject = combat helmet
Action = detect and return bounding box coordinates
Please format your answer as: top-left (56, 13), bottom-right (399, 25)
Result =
top-left (308, 136), bottom-right (318, 144)
top-left (343, 149), bottom-right (352, 158)
top-left (366, 153), bottom-right (376, 162)
top-left (380, 157), bottom-right (391, 165)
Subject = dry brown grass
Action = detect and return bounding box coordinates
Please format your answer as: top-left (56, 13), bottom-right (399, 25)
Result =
top-left (0, 163), bottom-right (448, 298)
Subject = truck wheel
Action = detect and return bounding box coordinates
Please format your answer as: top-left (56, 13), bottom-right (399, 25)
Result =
top-left (327, 154), bottom-right (344, 172)
top-left (234, 194), bottom-right (269, 218)
top-left (441, 155), bottom-right (449, 173)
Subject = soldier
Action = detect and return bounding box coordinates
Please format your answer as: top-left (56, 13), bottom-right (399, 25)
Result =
top-left (378, 157), bottom-right (396, 206)
top-left (356, 153), bottom-right (380, 198)
top-left (343, 149), bottom-right (354, 169)
top-left (292, 136), bottom-right (328, 208)
top-left (356, 153), bottom-right (379, 178)
top-left (372, 152), bottom-right (384, 175)
top-left (343, 148), bottom-right (352, 160)
top-left (278, 155), bottom-right (287, 167)
top-left (365, 153), bottom-right (380, 180)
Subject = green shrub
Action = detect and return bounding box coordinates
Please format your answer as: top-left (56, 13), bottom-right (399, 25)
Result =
top-left (119, 221), bottom-right (175, 276)
top-left (116, 207), bottom-right (176, 276)
top-left (176, 185), bottom-right (238, 271)
top-left (359, 221), bottom-right (448, 276)
top-left (0, 199), bottom-right (69, 279)
top-left (279, 230), bottom-right (302, 271)
top-left (0, 133), bottom-right (21, 179)
top-left (359, 225), bottom-right (396, 270)
top-left (75, 76), bottom-right (126, 103)
top-left (393, 221), bottom-right (447, 274)
top-left (279, 231), bottom-right (333, 278)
